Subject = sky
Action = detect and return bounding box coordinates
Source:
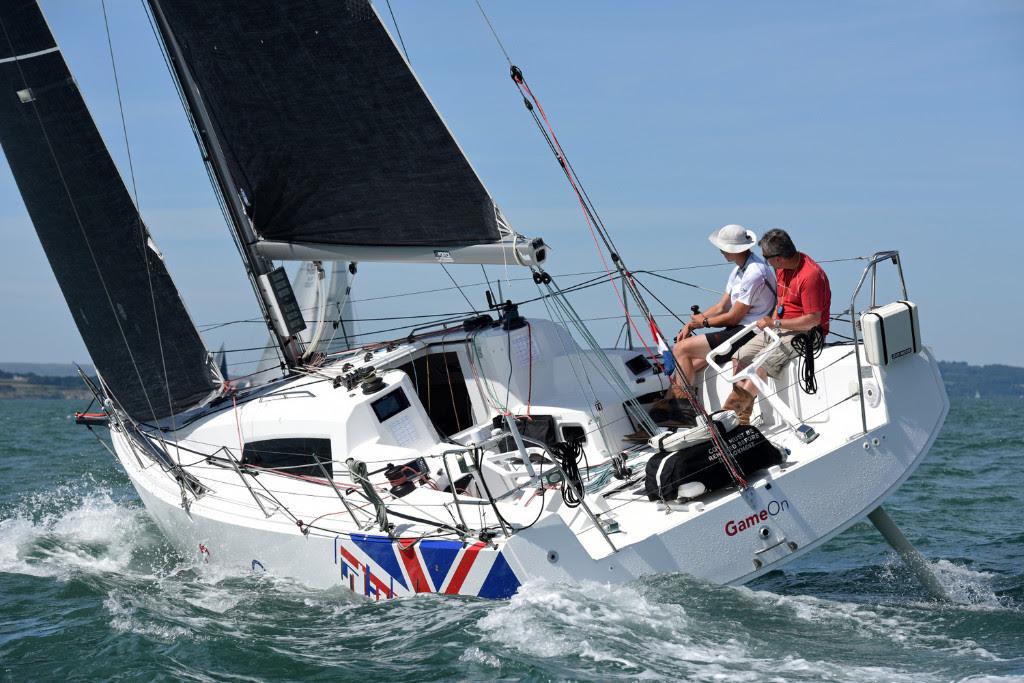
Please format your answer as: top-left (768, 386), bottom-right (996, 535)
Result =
top-left (1, 1), bottom-right (1022, 371)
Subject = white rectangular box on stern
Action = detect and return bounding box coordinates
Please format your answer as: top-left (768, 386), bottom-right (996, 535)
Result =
top-left (861, 301), bottom-right (921, 366)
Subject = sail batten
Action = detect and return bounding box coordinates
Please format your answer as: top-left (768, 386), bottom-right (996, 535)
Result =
top-left (0, 0), bottom-right (220, 423)
top-left (150, 0), bottom-right (503, 248)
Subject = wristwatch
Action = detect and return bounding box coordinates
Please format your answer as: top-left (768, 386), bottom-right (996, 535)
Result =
top-left (773, 319), bottom-right (782, 331)
top-left (702, 316), bottom-right (710, 328)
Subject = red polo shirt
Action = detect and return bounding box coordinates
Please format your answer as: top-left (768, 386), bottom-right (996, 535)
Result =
top-left (777, 253), bottom-right (831, 335)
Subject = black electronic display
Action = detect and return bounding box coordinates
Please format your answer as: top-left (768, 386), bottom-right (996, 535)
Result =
top-left (371, 388), bottom-right (411, 423)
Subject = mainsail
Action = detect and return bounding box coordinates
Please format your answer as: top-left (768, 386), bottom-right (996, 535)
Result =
top-left (150, 0), bottom-right (504, 249)
top-left (0, 1), bottom-right (220, 422)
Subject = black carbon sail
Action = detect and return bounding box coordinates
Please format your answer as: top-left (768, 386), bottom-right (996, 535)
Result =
top-left (0, 1), bottom-right (220, 422)
top-left (149, 0), bottom-right (502, 248)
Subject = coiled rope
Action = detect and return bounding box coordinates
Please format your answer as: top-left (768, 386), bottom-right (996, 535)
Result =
top-left (550, 439), bottom-right (587, 508)
top-left (789, 327), bottom-right (825, 394)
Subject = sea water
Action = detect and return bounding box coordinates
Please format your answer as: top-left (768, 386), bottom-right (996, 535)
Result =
top-left (1, 398), bottom-right (1021, 682)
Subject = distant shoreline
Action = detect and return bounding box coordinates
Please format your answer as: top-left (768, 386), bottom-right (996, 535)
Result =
top-left (1, 360), bottom-right (1021, 401)
top-left (934, 361), bottom-right (1024, 398)
top-left (0, 367), bottom-right (94, 401)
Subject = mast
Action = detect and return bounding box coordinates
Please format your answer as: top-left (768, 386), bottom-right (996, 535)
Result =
top-left (146, 0), bottom-right (304, 368)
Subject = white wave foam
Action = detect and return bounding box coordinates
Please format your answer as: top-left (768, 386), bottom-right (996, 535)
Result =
top-left (104, 593), bottom-right (195, 642)
top-left (302, 589), bottom-right (365, 613)
top-left (478, 579), bottom-right (700, 665)
top-left (0, 517), bottom-right (60, 578)
top-left (929, 560), bottom-right (1016, 611)
top-left (459, 646), bottom-right (501, 668)
top-left (742, 587), bottom-right (1004, 662)
top-left (770, 655), bottom-right (937, 683)
top-left (479, 580), bottom-right (948, 682)
top-left (878, 555), bottom-right (1017, 612)
top-left (0, 488), bottom-right (148, 580)
top-left (179, 584), bottom-right (244, 614)
top-left (747, 587), bottom-right (916, 640)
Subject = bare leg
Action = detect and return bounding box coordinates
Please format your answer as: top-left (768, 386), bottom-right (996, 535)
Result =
top-left (673, 334), bottom-right (712, 385)
top-left (690, 357), bottom-right (708, 383)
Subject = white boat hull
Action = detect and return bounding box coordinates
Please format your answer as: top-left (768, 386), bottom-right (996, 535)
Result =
top-left (112, 344), bottom-right (947, 600)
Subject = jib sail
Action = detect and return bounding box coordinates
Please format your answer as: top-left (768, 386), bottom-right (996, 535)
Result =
top-left (0, 1), bottom-right (220, 422)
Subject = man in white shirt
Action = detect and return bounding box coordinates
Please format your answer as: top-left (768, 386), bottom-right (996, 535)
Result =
top-left (672, 224), bottom-right (777, 387)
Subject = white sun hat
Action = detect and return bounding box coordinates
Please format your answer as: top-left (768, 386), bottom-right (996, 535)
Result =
top-left (708, 224), bottom-right (757, 254)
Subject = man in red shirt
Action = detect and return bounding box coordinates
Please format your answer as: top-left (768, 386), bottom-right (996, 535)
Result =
top-left (724, 229), bottom-right (831, 424)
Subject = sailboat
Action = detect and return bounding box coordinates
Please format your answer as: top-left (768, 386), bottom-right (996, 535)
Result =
top-left (0, 1), bottom-right (948, 600)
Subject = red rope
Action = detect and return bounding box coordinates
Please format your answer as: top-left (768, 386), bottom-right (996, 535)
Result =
top-left (513, 70), bottom-right (747, 490)
top-left (514, 73), bottom-right (655, 359)
top-left (231, 393), bottom-right (244, 457)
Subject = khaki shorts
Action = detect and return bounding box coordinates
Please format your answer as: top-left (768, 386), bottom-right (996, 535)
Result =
top-left (736, 330), bottom-right (800, 377)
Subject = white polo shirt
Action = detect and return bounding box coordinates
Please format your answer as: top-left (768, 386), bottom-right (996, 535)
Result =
top-left (725, 252), bottom-right (777, 325)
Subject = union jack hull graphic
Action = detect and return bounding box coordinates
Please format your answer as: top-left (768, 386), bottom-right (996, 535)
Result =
top-left (334, 534), bottom-right (521, 600)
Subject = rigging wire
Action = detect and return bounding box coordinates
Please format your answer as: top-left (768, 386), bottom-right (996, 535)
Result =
top-left (344, 255), bottom-right (863, 306)
top-left (0, 10), bottom-right (166, 427)
top-left (317, 262), bottom-right (359, 356)
top-left (384, 0), bottom-right (412, 63)
top-left (480, 264), bottom-right (495, 303)
top-left (197, 268), bottom-right (618, 334)
top-left (535, 280), bottom-right (604, 409)
top-left (198, 269), bottom-right (620, 349)
top-left (101, 0), bottom-right (182, 429)
top-left (207, 307), bottom-right (853, 361)
top-left (623, 276), bottom-right (687, 328)
top-left (541, 274), bottom-right (659, 435)
top-left (633, 269), bottom-right (721, 296)
top-left (473, 0), bottom-right (514, 66)
top-left (439, 262), bottom-right (480, 314)
top-left (193, 257), bottom-right (871, 333)
top-left (470, 3), bottom-right (748, 488)
top-left (516, 69), bottom-right (657, 358)
top-left (345, 261), bottom-right (727, 306)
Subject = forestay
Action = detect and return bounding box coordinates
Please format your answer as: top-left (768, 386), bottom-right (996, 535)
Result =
top-left (0, 0), bottom-right (220, 422)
